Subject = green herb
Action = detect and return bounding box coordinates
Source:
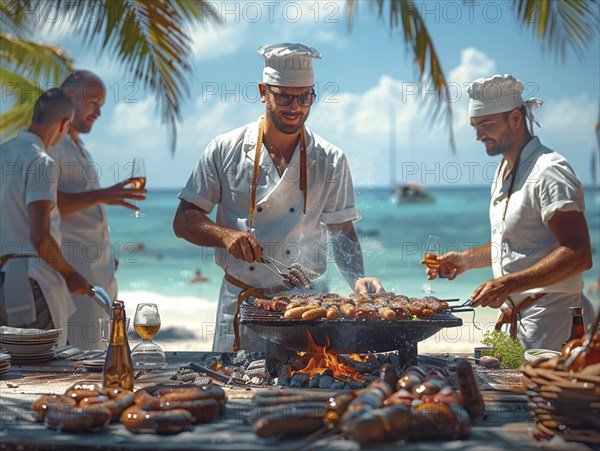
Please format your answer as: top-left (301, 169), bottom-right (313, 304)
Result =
top-left (481, 330), bottom-right (526, 369)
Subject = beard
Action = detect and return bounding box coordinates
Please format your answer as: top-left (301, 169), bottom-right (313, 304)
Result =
top-left (266, 105), bottom-right (309, 135)
top-left (485, 135), bottom-right (513, 156)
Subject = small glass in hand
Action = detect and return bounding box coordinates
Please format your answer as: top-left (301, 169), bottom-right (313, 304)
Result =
top-left (131, 303), bottom-right (167, 369)
top-left (128, 158), bottom-right (146, 218)
top-left (423, 235), bottom-right (440, 294)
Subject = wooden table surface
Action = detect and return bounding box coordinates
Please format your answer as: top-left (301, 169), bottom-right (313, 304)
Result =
top-left (0, 352), bottom-right (593, 451)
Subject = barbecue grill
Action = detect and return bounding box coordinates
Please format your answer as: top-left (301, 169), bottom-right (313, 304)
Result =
top-left (239, 298), bottom-right (465, 376)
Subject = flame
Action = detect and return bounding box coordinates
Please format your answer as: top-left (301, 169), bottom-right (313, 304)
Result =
top-left (292, 332), bottom-right (364, 382)
top-left (212, 361), bottom-right (223, 373)
top-left (349, 353), bottom-right (368, 362)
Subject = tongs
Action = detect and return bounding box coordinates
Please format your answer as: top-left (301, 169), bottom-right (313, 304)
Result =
top-left (260, 256), bottom-right (317, 290)
top-left (442, 298), bottom-right (474, 313)
top-left (91, 285), bottom-right (112, 314)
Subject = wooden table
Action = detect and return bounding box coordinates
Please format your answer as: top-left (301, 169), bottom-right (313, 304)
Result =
top-left (0, 352), bottom-right (592, 450)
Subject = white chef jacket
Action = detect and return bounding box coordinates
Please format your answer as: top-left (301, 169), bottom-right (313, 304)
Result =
top-left (0, 130), bottom-right (73, 344)
top-left (48, 135), bottom-right (116, 349)
top-left (490, 136), bottom-right (595, 350)
top-left (179, 117), bottom-right (360, 351)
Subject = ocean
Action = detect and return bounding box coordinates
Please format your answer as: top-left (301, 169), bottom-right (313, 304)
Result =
top-left (106, 186), bottom-right (600, 351)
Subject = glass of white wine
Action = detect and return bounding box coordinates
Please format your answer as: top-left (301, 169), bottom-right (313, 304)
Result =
top-left (128, 158), bottom-right (146, 218)
top-left (130, 303), bottom-right (167, 369)
top-left (423, 235), bottom-right (440, 294)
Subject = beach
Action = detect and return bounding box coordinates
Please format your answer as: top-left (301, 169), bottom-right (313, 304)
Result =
top-left (110, 186), bottom-right (600, 354)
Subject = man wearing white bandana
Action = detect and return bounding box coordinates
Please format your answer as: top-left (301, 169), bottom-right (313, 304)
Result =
top-left (174, 43), bottom-right (383, 352)
top-left (427, 74), bottom-right (594, 351)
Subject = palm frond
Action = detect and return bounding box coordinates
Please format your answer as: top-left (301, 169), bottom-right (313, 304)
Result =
top-left (514, 0), bottom-right (599, 61)
top-left (0, 67), bottom-right (42, 140)
top-left (0, 0), bottom-right (34, 32)
top-left (0, 32), bottom-right (74, 83)
top-left (347, 0), bottom-right (455, 152)
top-left (37, 0), bottom-right (220, 155)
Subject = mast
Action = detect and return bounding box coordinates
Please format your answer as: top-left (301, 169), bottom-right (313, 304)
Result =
top-left (389, 105), bottom-right (396, 189)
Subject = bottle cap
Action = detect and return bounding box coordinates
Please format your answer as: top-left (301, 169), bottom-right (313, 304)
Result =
top-left (569, 307), bottom-right (584, 316)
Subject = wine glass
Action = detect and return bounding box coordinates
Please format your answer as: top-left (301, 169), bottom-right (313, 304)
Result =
top-left (99, 317), bottom-right (130, 350)
top-left (128, 158), bottom-right (146, 218)
top-left (130, 303), bottom-right (167, 369)
top-left (423, 235), bottom-right (440, 294)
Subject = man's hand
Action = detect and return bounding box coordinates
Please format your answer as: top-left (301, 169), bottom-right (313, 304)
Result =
top-left (469, 277), bottom-right (514, 309)
top-left (421, 251), bottom-right (469, 281)
top-left (354, 277), bottom-right (384, 294)
top-left (222, 231), bottom-right (262, 263)
top-left (65, 271), bottom-right (94, 297)
top-left (100, 180), bottom-right (147, 211)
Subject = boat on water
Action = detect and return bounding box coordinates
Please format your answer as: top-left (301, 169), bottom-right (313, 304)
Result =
top-left (392, 182), bottom-right (435, 204)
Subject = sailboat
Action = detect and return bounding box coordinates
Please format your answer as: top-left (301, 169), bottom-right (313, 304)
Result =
top-left (389, 106), bottom-right (435, 205)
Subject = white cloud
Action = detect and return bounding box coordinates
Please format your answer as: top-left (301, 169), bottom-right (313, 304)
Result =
top-left (191, 23), bottom-right (247, 60)
top-left (110, 98), bottom-right (158, 134)
top-left (448, 47), bottom-right (496, 86)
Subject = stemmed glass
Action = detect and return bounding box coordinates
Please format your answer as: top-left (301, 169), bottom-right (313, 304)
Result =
top-left (423, 235), bottom-right (440, 294)
top-left (131, 303), bottom-right (167, 369)
top-left (128, 158), bottom-right (146, 218)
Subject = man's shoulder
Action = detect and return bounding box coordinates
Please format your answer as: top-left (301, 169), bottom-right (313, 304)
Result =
top-left (47, 135), bottom-right (77, 158)
top-left (211, 123), bottom-right (254, 147)
top-left (306, 127), bottom-right (344, 158)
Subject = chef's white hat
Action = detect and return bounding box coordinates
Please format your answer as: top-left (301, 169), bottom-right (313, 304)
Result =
top-left (258, 43), bottom-right (322, 87)
top-left (468, 74), bottom-right (543, 134)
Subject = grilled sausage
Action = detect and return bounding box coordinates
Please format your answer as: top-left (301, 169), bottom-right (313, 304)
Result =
top-left (455, 359), bottom-right (485, 421)
top-left (284, 305), bottom-right (316, 320)
top-left (302, 306), bottom-right (327, 321)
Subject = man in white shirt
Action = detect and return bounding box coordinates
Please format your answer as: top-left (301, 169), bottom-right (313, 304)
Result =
top-left (173, 43), bottom-right (383, 352)
top-left (48, 71), bottom-right (147, 349)
top-left (1, 89), bottom-right (94, 343)
top-left (427, 74), bottom-right (594, 351)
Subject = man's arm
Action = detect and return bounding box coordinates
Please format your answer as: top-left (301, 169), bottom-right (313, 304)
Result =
top-left (172, 200), bottom-right (262, 263)
top-left (57, 180), bottom-right (146, 215)
top-left (430, 242), bottom-right (493, 280)
top-left (27, 201), bottom-right (93, 296)
top-left (471, 210), bottom-right (592, 308)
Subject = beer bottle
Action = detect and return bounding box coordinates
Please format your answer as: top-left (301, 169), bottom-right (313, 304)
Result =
top-left (102, 300), bottom-right (134, 391)
top-left (562, 307), bottom-right (586, 349)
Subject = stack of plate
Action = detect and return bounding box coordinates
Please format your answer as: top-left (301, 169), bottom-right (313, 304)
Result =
top-left (0, 352), bottom-right (10, 374)
top-left (0, 327), bottom-right (61, 362)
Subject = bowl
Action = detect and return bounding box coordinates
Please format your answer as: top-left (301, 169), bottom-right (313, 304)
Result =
top-left (524, 348), bottom-right (561, 362)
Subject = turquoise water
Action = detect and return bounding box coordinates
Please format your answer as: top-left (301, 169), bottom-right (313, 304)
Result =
top-left (107, 186), bottom-right (600, 308)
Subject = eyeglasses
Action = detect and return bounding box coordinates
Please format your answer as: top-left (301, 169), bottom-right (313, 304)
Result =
top-left (265, 85), bottom-right (316, 107)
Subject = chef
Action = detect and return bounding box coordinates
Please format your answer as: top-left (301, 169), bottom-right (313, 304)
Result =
top-left (173, 43), bottom-right (383, 352)
top-left (428, 74), bottom-right (594, 351)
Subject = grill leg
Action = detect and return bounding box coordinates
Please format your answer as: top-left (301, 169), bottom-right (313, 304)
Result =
top-left (397, 342), bottom-right (418, 369)
top-left (266, 341), bottom-right (295, 378)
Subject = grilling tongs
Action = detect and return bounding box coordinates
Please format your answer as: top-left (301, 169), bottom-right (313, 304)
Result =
top-left (260, 256), bottom-right (317, 290)
top-left (442, 298), bottom-right (475, 313)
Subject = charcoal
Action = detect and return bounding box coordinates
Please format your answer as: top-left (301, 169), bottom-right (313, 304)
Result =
top-left (348, 380), bottom-right (364, 390)
top-left (331, 381), bottom-right (346, 390)
top-left (290, 373), bottom-right (309, 388)
top-left (318, 375), bottom-right (334, 389)
top-left (308, 374), bottom-right (321, 388)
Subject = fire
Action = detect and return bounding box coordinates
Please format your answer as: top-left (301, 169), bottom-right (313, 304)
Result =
top-left (292, 332), bottom-right (364, 382)
top-left (210, 361), bottom-right (232, 376)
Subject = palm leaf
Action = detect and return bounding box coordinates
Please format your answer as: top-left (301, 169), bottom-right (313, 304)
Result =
top-left (0, 0), bottom-right (33, 32)
top-left (346, 0), bottom-right (455, 152)
top-left (513, 0), bottom-right (599, 61)
top-left (0, 67), bottom-right (42, 139)
top-left (36, 0), bottom-right (220, 155)
top-left (0, 32), bottom-right (74, 83)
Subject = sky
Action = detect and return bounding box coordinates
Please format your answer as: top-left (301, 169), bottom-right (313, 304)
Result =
top-left (7, 0), bottom-right (600, 188)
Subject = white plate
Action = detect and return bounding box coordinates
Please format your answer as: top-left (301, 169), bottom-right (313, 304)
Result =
top-left (0, 342), bottom-right (55, 355)
top-left (10, 351), bottom-right (55, 362)
top-left (0, 327), bottom-right (62, 340)
top-left (0, 352), bottom-right (10, 362)
top-left (74, 359), bottom-right (105, 372)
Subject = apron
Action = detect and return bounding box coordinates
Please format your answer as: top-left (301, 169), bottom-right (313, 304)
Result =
top-left (213, 117), bottom-right (308, 352)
